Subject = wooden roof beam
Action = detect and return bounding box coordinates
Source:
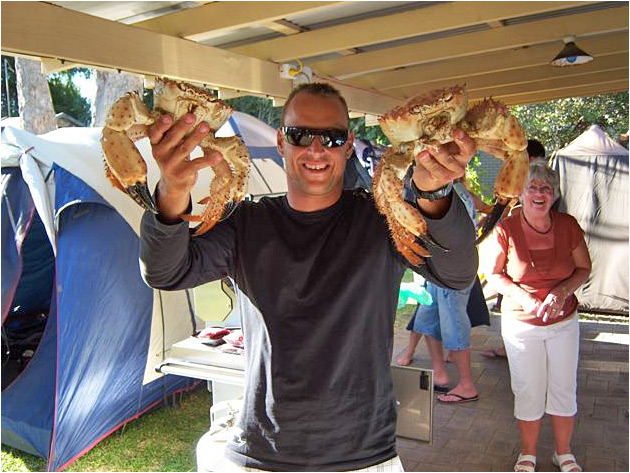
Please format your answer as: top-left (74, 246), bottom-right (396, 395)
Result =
top-left (132, 2), bottom-right (343, 42)
top-left (229, 1), bottom-right (601, 62)
top-left (0, 2), bottom-right (398, 116)
top-left (467, 69), bottom-right (629, 102)
top-left (391, 53), bottom-right (629, 99)
top-left (483, 81), bottom-right (629, 106)
top-left (263, 19), bottom-right (304, 36)
top-left (350, 32), bottom-right (628, 91)
top-left (310, 5), bottom-right (629, 78)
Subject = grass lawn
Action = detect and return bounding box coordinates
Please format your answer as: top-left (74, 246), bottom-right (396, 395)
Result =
top-left (1, 386), bottom-right (211, 472)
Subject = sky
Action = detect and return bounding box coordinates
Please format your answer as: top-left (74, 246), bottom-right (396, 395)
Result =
top-left (73, 74), bottom-right (97, 103)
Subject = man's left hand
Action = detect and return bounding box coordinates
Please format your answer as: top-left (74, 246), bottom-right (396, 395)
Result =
top-left (412, 127), bottom-right (476, 192)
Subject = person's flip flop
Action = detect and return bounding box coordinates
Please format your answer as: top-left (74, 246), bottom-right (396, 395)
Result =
top-left (437, 392), bottom-right (479, 403)
top-left (434, 384), bottom-right (450, 394)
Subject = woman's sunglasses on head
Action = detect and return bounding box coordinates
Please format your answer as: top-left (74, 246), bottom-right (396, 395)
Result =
top-left (281, 126), bottom-right (349, 148)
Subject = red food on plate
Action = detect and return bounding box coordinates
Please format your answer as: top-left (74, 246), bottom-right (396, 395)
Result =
top-left (197, 328), bottom-right (231, 340)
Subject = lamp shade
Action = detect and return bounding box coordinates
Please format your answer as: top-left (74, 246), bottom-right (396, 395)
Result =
top-left (550, 41), bottom-right (593, 67)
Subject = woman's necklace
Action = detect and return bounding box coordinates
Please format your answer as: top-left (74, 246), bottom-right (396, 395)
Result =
top-left (522, 212), bottom-right (553, 235)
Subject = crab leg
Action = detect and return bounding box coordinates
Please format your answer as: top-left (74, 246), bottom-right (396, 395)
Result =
top-left (374, 185), bottom-right (431, 266)
top-left (100, 126), bottom-right (158, 213)
top-left (459, 99), bottom-right (529, 243)
top-left (475, 147), bottom-right (528, 244)
top-left (373, 148), bottom-right (450, 265)
top-left (181, 136), bottom-right (250, 235)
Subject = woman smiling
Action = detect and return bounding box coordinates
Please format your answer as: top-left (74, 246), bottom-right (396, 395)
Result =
top-left (485, 160), bottom-right (591, 472)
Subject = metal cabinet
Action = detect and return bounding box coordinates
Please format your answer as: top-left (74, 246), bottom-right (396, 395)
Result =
top-left (391, 365), bottom-right (433, 443)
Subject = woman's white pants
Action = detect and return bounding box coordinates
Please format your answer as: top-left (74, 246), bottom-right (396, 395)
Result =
top-left (502, 313), bottom-right (579, 421)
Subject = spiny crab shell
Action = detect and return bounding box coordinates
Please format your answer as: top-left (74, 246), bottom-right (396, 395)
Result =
top-left (373, 85), bottom-right (528, 266)
top-left (100, 78), bottom-right (250, 235)
top-left (379, 85), bottom-right (468, 150)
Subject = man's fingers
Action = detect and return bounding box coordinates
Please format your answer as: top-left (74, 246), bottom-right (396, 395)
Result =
top-left (153, 114), bottom-right (202, 161)
top-left (202, 149), bottom-right (224, 167)
top-left (161, 114), bottom-right (196, 151)
top-left (174, 122), bottom-right (210, 159)
top-left (188, 151), bottom-right (222, 173)
top-left (148, 114), bottom-right (174, 145)
top-left (452, 128), bottom-right (476, 163)
top-left (416, 151), bottom-right (460, 182)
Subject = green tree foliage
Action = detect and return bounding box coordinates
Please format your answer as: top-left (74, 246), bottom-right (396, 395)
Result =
top-left (511, 92), bottom-right (629, 152)
top-left (349, 116), bottom-right (388, 145)
top-left (47, 69), bottom-right (92, 125)
top-left (464, 155), bottom-right (494, 204)
top-left (225, 95), bottom-right (282, 128)
top-left (1, 56), bottom-right (92, 125)
top-left (1, 56), bottom-right (18, 117)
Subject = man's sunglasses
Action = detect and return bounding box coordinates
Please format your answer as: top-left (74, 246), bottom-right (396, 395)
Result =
top-left (281, 126), bottom-right (349, 148)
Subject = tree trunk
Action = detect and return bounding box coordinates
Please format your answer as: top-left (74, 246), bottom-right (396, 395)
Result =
top-left (15, 57), bottom-right (57, 134)
top-left (92, 70), bottom-right (144, 126)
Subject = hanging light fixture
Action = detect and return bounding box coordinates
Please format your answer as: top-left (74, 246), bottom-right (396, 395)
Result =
top-left (550, 36), bottom-right (593, 67)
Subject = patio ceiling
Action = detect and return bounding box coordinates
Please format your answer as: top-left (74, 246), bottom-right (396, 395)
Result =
top-left (1, 1), bottom-right (628, 116)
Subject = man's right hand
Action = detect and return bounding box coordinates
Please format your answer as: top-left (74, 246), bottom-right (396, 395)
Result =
top-left (148, 113), bottom-right (223, 222)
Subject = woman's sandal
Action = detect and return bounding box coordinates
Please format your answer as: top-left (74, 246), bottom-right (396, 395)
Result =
top-left (552, 452), bottom-right (582, 472)
top-left (514, 453), bottom-right (537, 472)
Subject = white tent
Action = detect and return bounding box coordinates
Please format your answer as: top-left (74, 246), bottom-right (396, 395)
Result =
top-left (550, 125), bottom-right (629, 314)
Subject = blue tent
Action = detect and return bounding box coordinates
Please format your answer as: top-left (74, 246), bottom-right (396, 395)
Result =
top-left (1, 112), bottom-right (289, 470)
top-left (1, 128), bottom-right (200, 471)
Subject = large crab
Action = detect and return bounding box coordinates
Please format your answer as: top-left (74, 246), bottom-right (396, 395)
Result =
top-left (100, 78), bottom-right (250, 235)
top-left (374, 85), bottom-right (528, 266)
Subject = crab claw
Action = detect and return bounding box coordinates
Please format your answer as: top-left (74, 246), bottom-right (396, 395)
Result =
top-left (127, 183), bottom-right (158, 214)
top-left (475, 201), bottom-right (508, 244)
top-left (417, 233), bottom-right (451, 253)
top-left (101, 126), bottom-right (158, 213)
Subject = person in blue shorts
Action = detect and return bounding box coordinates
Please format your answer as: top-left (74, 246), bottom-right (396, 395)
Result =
top-left (397, 181), bottom-right (480, 403)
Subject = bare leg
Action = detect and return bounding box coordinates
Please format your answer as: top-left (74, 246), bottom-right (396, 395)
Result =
top-left (551, 415), bottom-right (580, 470)
top-left (438, 348), bottom-right (478, 401)
top-left (423, 335), bottom-right (450, 386)
top-left (481, 345), bottom-right (507, 358)
top-left (396, 331), bottom-right (423, 366)
top-left (517, 418), bottom-right (541, 470)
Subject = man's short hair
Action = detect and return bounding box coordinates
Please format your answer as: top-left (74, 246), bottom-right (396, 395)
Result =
top-left (281, 83), bottom-right (349, 126)
top-left (527, 139), bottom-right (546, 159)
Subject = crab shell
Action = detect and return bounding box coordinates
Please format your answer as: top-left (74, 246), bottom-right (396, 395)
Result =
top-left (373, 85), bottom-right (529, 264)
top-left (378, 85), bottom-right (468, 148)
top-left (153, 79), bottom-right (233, 145)
top-left (100, 78), bottom-right (250, 233)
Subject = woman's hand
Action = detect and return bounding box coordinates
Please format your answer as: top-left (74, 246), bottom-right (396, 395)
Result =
top-left (520, 292), bottom-right (541, 316)
top-left (536, 288), bottom-right (568, 322)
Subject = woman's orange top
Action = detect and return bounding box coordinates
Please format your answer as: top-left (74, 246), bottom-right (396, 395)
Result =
top-left (494, 209), bottom-right (585, 325)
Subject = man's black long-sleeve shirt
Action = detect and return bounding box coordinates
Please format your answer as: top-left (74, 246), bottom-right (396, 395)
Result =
top-left (140, 189), bottom-right (477, 471)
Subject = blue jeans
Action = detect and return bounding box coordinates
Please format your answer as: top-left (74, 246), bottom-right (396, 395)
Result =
top-left (412, 281), bottom-right (473, 350)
